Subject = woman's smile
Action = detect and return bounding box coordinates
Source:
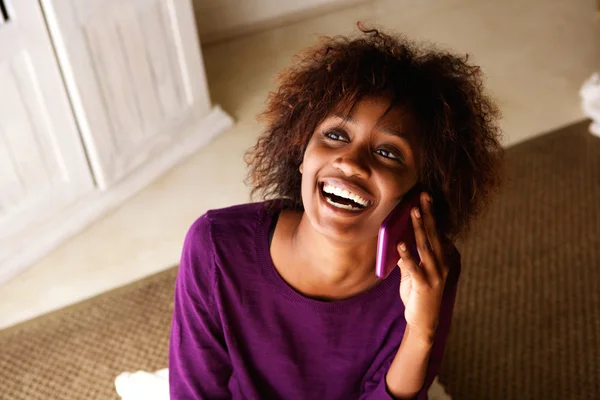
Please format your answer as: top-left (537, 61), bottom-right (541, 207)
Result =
top-left (318, 178), bottom-right (374, 213)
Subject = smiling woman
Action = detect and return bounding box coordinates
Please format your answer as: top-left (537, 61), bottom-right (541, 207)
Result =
top-left (169, 25), bottom-right (503, 400)
top-left (298, 99), bottom-right (420, 245)
top-left (247, 27), bottom-right (502, 240)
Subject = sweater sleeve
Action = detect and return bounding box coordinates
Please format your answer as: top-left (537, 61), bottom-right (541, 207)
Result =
top-left (169, 214), bottom-right (232, 399)
top-left (361, 248), bottom-right (462, 400)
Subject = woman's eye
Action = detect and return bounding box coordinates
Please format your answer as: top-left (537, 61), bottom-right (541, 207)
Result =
top-left (324, 130), bottom-right (348, 142)
top-left (375, 148), bottom-right (401, 161)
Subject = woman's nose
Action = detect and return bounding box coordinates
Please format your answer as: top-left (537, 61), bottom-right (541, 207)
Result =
top-left (332, 147), bottom-right (371, 178)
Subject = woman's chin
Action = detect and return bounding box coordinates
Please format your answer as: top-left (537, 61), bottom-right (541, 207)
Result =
top-left (311, 213), bottom-right (378, 246)
top-left (302, 189), bottom-right (381, 245)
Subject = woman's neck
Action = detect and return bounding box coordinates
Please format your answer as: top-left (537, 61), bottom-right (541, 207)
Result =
top-left (272, 210), bottom-right (381, 301)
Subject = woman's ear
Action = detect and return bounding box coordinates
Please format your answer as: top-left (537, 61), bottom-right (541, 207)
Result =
top-left (299, 163), bottom-right (303, 174)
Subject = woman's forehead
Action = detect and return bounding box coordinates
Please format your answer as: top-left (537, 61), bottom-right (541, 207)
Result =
top-left (329, 97), bottom-right (417, 132)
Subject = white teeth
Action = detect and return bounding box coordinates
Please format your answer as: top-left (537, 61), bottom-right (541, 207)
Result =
top-left (325, 196), bottom-right (362, 210)
top-left (322, 183), bottom-right (370, 207)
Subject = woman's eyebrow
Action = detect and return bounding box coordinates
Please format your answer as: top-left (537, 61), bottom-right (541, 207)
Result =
top-left (332, 113), bottom-right (407, 139)
top-left (333, 113), bottom-right (357, 125)
top-left (377, 125), bottom-right (408, 139)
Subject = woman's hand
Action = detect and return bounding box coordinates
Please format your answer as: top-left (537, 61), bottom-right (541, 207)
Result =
top-left (397, 192), bottom-right (450, 344)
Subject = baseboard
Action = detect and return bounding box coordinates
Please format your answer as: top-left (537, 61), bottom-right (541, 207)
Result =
top-left (0, 106), bottom-right (233, 285)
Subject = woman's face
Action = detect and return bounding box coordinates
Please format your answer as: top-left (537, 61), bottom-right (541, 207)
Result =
top-left (300, 97), bottom-right (420, 244)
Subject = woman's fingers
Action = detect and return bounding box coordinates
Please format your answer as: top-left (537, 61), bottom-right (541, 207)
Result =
top-left (396, 242), bottom-right (425, 283)
top-left (410, 203), bottom-right (440, 282)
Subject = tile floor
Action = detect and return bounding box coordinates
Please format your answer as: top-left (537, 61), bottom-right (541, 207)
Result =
top-left (1, 0), bottom-right (599, 329)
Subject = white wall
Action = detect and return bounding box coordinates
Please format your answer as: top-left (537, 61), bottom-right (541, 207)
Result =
top-left (193, 0), bottom-right (370, 44)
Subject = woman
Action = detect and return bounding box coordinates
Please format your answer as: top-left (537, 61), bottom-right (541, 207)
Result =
top-left (169, 27), bottom-right (503, 399)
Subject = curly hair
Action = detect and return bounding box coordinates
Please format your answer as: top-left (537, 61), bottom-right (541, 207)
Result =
top-left (245, 25), bottom-right (503, 239)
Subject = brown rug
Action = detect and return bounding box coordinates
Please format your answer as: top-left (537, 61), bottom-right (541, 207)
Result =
top-left (442, 120), bottom-right (600, 399)
top-left (0, 269), bottom-right (178, 400)
top-left (1, 121), bottom-right (599, 400)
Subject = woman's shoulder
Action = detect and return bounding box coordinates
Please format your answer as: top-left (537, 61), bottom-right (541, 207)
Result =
top-left (180, 201), bottom-right (272, 275)
top-left (179, 201), bottom-right (286, 294)
top-left (184, 200), bottom-right (286, 257)
top-left (200, 200), bottom-right (283, 234)
top-left (186, 201), bottom-right (264, 239)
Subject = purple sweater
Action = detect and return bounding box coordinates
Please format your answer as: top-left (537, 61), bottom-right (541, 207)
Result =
top-left (169, 202), bottom-right (460, 399)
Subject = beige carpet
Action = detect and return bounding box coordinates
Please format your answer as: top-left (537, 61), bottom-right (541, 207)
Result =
top-left (1, 120), bottom-right (599, 400)
top-left (442, 120), bottom-right (600, 399)
top-left (0, 269), bottom-right (177, 400)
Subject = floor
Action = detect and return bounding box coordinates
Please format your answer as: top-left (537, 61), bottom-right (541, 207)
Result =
top-left (1, 0), bottom-right (599, 329)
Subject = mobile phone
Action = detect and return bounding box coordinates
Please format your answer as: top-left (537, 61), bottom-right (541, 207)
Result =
top-left (375, 186), bottom-right (422, 279)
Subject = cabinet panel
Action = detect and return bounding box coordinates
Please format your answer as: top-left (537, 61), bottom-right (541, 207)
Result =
top-left (0, 56), bottom-right (54, 194)
top-left (0, 0), bottom-right (94, 263)
top-left (43, 0), bottom-right (212, 188)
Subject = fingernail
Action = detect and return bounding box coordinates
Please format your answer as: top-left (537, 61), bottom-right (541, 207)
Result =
top-left (399, 243), bottom-right (407, 251)
top-left (414, 208), bottom-right (421, 218)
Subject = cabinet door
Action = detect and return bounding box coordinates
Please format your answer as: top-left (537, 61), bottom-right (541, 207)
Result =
top-left (0, 0), bottom-right (94, 264)
top-left (42, 0), bottom-right (213, 189)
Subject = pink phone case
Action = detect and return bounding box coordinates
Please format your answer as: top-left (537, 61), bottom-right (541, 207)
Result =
top-left (375, 187), bottom-right (422, 279)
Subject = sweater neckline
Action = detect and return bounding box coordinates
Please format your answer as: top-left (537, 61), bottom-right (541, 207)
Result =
top-left (255, 201), bottom-right (400, 312)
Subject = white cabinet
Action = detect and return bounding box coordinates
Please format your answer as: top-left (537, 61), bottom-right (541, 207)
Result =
top-left (0, 0), bottom-right (95, 266)
top-left (42, 0), bottom-right (213, 188)
top-left (0, 0), bottom-right (233, 283)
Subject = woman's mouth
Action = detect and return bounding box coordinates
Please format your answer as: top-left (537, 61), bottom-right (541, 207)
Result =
top-left (319, 182), bottom-right (372, 211)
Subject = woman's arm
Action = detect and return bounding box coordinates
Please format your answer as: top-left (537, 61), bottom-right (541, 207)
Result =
top-left (169, 215), bottom-right (232, 399)
top-left (361, 192), bottom-right (461, 400)
top-left (386, 265), bottom-right (459, 399)
top-left (386, 325), bottom-right (435, 398)
top-left (359, 267), bottom-right (458, 400)
top-left (385, 193), bottom-right (461, 399)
